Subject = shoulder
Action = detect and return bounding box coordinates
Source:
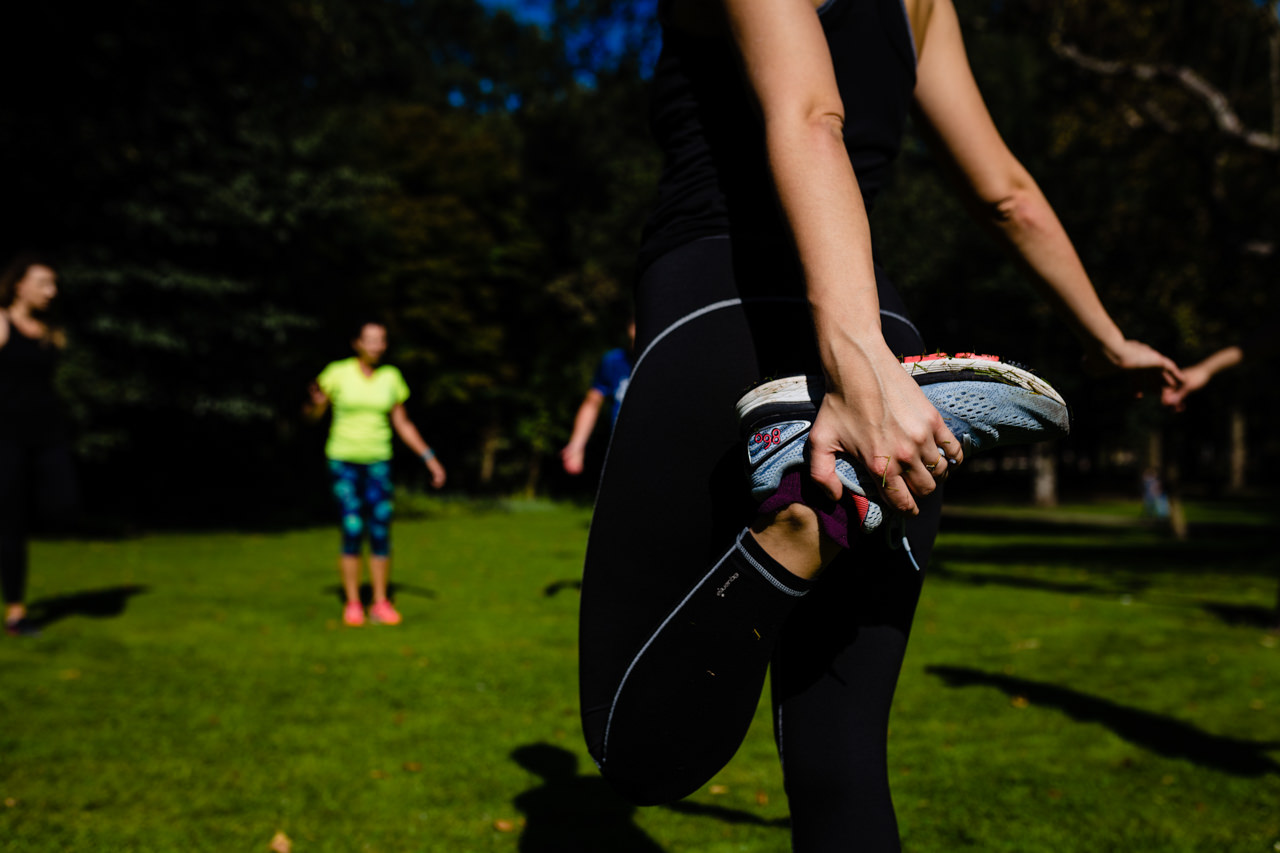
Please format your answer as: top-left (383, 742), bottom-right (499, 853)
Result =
top-left (318, 357), bottom-right (353, 382)
top-left (604, 348), bottom-right (633, 371)
top-left (324, 357), bottom-right (356, 372)
top-left (377, 363), bottom-right (405, 381)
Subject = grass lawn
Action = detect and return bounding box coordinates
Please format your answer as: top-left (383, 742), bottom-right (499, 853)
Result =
top-left (1, 497), bottom-right (1277, 852)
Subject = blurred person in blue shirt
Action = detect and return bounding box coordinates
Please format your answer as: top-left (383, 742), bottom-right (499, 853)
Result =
top-left (561, 320), bottom-right (635, 476)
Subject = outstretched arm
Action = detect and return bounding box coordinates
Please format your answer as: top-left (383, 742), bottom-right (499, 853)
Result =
top-left (561, 389), bottom-right (605, 476)
top-left (391, 404), bottom-right (446, 488)
top-left (723, 0), bottom-right (959, 514)
top-left (911, 0), bottom-right (1181, 392)
top-left (1162, 345), bottom-right (1244, 410)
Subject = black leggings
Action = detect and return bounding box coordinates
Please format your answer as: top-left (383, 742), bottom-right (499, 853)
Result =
top-left (0, 438), bottom-right (78, 606)
top-left (579, 237), bottom-right (942, 851)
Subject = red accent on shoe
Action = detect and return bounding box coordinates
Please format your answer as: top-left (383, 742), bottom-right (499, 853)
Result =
top-left (369, 600), bottom-right (402, 626)
top-left (343, 601), bottom-right (365, 627)
top-left (952, 352), bottom-right (1001, 362)
top-left (902, 353), bottom-right (951, 364)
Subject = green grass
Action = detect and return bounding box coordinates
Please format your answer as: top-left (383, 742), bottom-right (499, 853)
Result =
top-left (1, 498), bottom-right (1277, 852)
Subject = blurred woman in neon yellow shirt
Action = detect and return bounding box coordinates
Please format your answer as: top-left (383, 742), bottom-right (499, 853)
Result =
top-left (306, 321), bottom-right (446, 627)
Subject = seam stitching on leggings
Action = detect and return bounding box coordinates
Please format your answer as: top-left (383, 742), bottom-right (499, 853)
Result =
top-left (879, 309), bottom-right (922, 341)
top-left (735, 539), bottom-right (807, 597)
top-left (590, 295), bottom-right (802, 513)
top-left (600, 536), bottom-right (741, 762)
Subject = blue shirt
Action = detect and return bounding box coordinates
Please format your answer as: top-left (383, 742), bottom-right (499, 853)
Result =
top-left (591, 348), bottom-right (634, 427)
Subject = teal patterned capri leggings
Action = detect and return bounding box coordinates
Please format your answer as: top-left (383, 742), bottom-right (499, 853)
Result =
top-left (328, 460), bottom-right (394, 556)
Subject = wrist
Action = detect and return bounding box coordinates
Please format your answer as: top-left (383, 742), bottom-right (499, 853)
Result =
top-left (421, 448), bottom-right (436, 462)
top-left (1078, 319), bottom-right (1126, 361)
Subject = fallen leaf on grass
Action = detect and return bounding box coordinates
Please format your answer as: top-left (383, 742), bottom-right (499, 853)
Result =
top-left (755, 790), bottom-right (768, 806)
top-left (403, 762), bottom-right (422, 772)
top-left (709, 785), bottom-right (728, 795)
top-left (493, 819), bottom-right (522, 832)
top-left (1010, 696), bottom-right (1029, 709)
top-left (268, 831), bottom-right (292, 852)
top-left (370, 769), bottom-right (389, 779)
top-left (4, 798), bottom-right (16, 808)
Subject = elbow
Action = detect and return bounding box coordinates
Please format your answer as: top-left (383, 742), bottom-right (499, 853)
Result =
top-left (987, 185), bottom-right (1046, 238)
top-left (808, 107), bottom-right (845, 143)
top-left (765, 96), bottom-right (846, 149)
top-left (802, 102), bottom-right (847, 153)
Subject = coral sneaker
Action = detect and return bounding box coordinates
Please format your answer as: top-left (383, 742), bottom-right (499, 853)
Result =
top-left (343, 601), bottom-right (366, 627)
top-left (369, 600), bottom-right (402, 626)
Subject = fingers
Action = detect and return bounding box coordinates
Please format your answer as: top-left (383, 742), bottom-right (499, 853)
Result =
top-left (808, 443), bottom-right (844, 502)
top-left (809, 399), bottom-right (959, 517)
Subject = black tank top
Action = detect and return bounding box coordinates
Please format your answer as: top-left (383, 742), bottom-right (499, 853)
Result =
top-left (638, 0), bottom-right (918, 273)
top-left (0, 322), bottom-right (66, 444)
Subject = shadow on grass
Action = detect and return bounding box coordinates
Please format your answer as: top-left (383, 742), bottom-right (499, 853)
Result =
top-left (1202, 602), bottom-right (1280, 630)
top-left (928, 562), bottom-right (1150, 596)
top-left (323, 582), bottom-right (436, 606)
top-left (26, 585), bottom-right (149, 629)
top-left (511, 744), bottom-right (666, 852)
top-left (927, 666), bottom-right (1280, 777)
top-left (543, 579), bottom-right (581, 597)
top-left (510, 744), bottom-right (788, 851)
top-left (933, 535), bottom-right (1271, 578)
top-left (662, 800), bottom-right (790, 828)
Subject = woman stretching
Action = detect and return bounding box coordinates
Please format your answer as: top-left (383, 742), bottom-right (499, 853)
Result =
top-left (307, 321), bottom-right (446, 627)
top-left (578, 0), bottom-right (1181, 848)
top-left (0, 254), bottom-right (77, 638)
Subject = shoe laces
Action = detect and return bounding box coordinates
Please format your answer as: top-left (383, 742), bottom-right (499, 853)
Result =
top-left (885, 516), bottom-right (922, 572)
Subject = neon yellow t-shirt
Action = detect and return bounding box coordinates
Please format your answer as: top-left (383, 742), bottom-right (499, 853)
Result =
top-left (316, 358), bottom-right (410, 464)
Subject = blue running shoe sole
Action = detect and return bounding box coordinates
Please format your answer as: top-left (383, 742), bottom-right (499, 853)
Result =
top-left (901, 353), bottom-right (1070, 456)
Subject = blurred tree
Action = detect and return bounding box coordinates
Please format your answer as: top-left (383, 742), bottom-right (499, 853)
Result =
top-left (874, 0), bottom-right (1279, 504)
top-left (0, 0), bottom-right (656, 519)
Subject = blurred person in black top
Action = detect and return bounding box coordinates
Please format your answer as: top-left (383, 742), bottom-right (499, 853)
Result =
top-left (0, 253), bottom-right (77, 637)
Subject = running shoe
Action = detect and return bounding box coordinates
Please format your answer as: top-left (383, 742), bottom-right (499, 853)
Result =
top-left (369, 600), bottom-right (402, 626)
top-left (343, 601), bottom-right (365, 627)
top-left (901, 353), bottom-right (1070, 456)
top-left (736, 354), bottom-right (1069, 543)
top-left (736, 375), bottom-right (885, 543)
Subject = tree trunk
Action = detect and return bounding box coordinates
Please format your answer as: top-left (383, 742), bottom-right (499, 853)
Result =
top-left (1147, 428), bottom-right (1187, 539)
top-left (478, 421), bottom-right (500, 487)
top-left (1032, 443), bottom-right (1058, 507)
top-left (1163, 435), bottom-right (1188, 541)
top-left (522, 451), bottom-right (542, 499)
top-left (1228, 405), bottom-right (1246, 494)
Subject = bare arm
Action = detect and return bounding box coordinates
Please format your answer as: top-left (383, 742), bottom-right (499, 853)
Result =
top-left (561, 389), bottom-right (605, 476)
top-left (0, 310), bottom-right (9, 349)
top-left (911, 0), bottom-right (1181, 390)
top-left (723, 0), bottom-right (959, 513)
top-left (391, 403), bottom-right (446, 488)
top-left (1162, 345), bottom-right (1243, 410)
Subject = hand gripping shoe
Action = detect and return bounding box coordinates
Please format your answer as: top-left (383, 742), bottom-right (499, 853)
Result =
top-left (735, 354), bottom-right (1070, 548)
top-left (735, 375), bottom-right (885, 548)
